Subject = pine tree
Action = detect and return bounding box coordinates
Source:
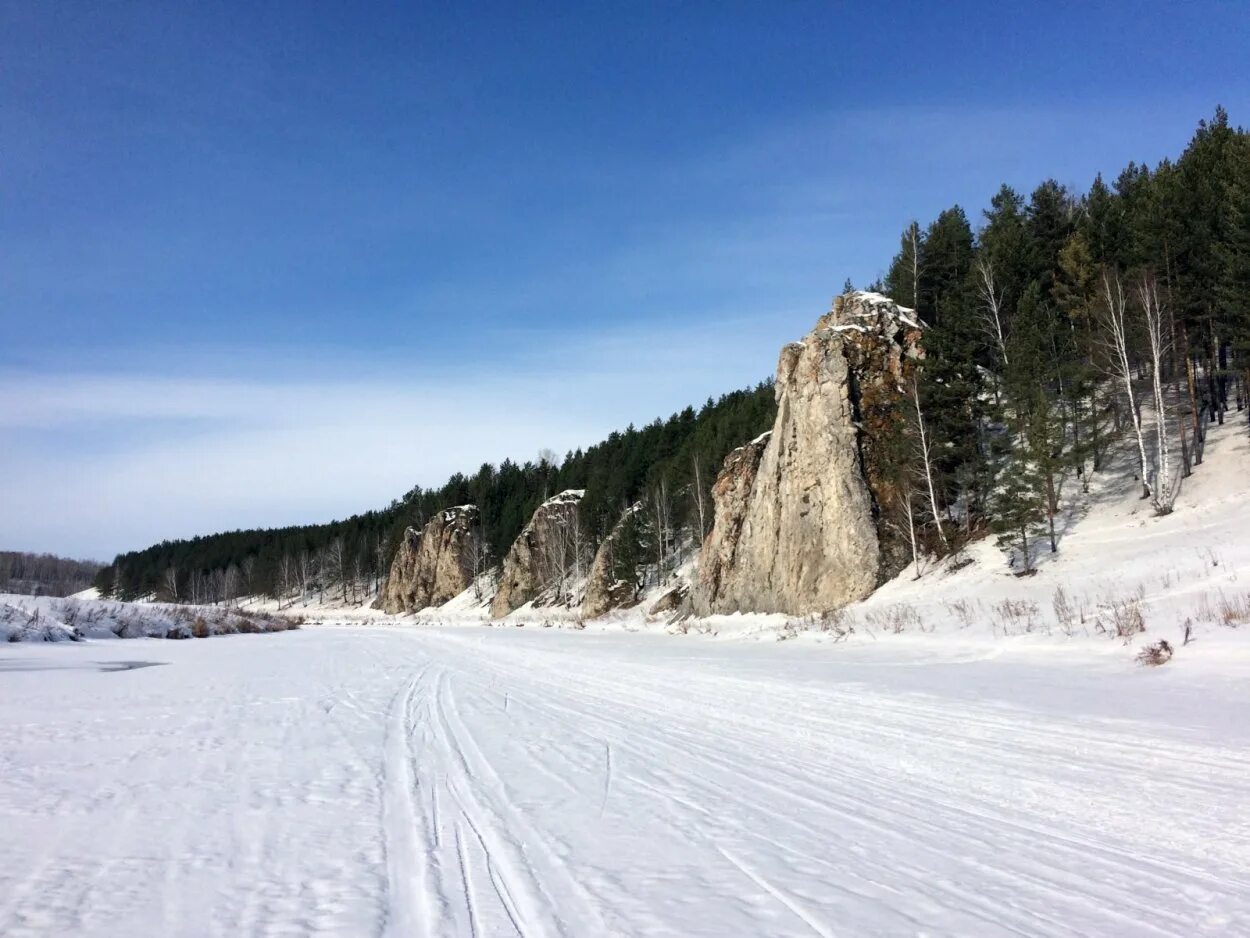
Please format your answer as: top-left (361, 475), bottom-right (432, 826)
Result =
top-left (884, 220), bottom-right (923, 311)
top-left (990, 452), bottom-right (1047, 575)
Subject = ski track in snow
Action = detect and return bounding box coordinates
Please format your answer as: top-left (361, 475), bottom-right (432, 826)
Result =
top-left (1, 627), bottom-right (1248, 936)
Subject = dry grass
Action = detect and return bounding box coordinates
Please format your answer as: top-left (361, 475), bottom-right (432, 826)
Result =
top-left (1096, 597), bottom-right (1146, 643)
top-left (1217, 591), bottom-right (1250, 626)
top-left (864, 603), bottom-right (922, 635)
top-left (943, 598), bottom-right (977, 629)
top-left (990, 598), bottom-right (1042, 636)
top-left (1051, 586), bottom-right (1077, 636)
top-left (1193, 589), bottom-right (1250, 628)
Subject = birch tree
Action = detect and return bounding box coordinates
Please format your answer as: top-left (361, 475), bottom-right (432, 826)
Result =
top-left (162, 565), bottom-right (180, 603)
top-left (326, 537), bottom-right (347, 604)
top-left (277, 553), bottom-right (295, 610)
top-left (908, 375), bottom-right (949, 550)
top-left (1099, 270), bottom-right (1151, 497)
top-left (974, 257), bottom-right (1010, 370)
top-left (298, 550), bottom-right (312, 606)
top-left (469, 528), bottom-right (494, 602)
top-left (1139, 275), bottom-right (1177, 513)
top-left (690, 455), bottom-right (710, 543)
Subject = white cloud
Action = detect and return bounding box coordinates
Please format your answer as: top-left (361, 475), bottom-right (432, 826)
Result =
top-left (2, 310), bottom-right (795, 559)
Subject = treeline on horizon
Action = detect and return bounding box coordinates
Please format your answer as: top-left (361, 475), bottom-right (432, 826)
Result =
top-left (95, 382), bottom-right (777, 602)
top-left (1, 551), bottom-right (103, 598)
top-left (97, 107), bottom-right (1250, 602)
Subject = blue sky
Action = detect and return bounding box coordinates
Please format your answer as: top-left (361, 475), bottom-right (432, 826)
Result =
top-left (3, 1), bottom-right (1247, 559)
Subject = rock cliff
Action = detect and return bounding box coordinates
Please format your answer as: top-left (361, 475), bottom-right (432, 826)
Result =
top-left (581, 504), bottom-right (642, 619)
top-left (692, 292), bottom-right (922, 616)
top-left (490, 490), bottom-right (585, 618)
top-left (375, 505), bottom-right (479, 614)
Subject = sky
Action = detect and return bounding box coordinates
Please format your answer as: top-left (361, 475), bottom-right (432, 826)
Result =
top-left (3, 1), bottom-right (1248, 560)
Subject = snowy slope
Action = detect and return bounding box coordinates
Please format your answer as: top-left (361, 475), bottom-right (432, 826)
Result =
top-left (2, 626), bottom-right (1247, 936)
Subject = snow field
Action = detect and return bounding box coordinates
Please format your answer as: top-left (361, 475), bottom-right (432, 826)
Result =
top-left (2, 623), bottom-right (1248, 936)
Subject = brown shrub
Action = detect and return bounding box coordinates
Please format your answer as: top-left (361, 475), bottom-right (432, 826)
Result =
top-left (1136, 640), bottom-right (1173, 666)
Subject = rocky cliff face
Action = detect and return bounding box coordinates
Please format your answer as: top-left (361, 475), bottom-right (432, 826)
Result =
top-left (375, 505), bottom-right (479, 614)
top-left (490, 490), bottom-right (585, 618)
top-left (692, 292), bottom-right (922, 617)
top-left (581, 504), bottom-right (641, 619)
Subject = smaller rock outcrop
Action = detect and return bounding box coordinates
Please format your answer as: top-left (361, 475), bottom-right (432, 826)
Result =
top-left (490, 490), bottom-right (585, 618)
top-left (582, 504), bottom-right (643, 619)
top-left (692, 432), bottom-right (770, 614)
top-left (648, 581), bottom-right (688, 617)
top-left (375, 505), bottom-right (479, 614)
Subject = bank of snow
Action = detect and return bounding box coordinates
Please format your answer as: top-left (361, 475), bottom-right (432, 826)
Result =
top-left (1, 594), bottom-right (301, 642)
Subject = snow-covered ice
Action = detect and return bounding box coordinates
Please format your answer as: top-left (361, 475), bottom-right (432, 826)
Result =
top-left (3, 619), bottom-right (1248, 936)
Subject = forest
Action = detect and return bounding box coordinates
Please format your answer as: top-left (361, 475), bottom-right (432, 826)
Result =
top-left (95, 108), bottom-right (1250, 604)
top-left (1, 551), bottom-right (103, 598)
top-left (868, 107), bottom-right (1248, 571)
top-left (95, 381), bottom-right (777, 603)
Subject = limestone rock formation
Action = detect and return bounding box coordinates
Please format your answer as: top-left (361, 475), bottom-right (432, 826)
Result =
top-left (647, 581), bottom-right (688, 617)
top-left (581, 504), bottom-right (642, 619)
top-left (490, 490), bottom-right (585, 618)
top-left (375, 505), bottom-right (479, 614)
top-left (693, 291), bottom-right (922, 617)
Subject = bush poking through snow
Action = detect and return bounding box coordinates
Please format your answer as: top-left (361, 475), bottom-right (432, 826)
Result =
top-left (1052, 586), bottom-right (1078, 636)
top-left (1136, 640), bottom-right (1173, 667)
top-left (1098, 597), bottom-right (1146, 644)
top-left (1217, 591), bottom-right (1250, 627)
top-left (865, 604), bottom-right (921, 635)
top-left (943, 598), bottom-right (977, 630)
top-left (990, 599), bottom-right (1042, 636)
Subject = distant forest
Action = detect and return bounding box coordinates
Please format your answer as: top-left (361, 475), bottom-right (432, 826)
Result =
top-left (98, 107), bottom-right (1250, 601)
top-left (96, 382), bottom-right (777, 603)
top-left (2, 552), bottom-right (103, 598)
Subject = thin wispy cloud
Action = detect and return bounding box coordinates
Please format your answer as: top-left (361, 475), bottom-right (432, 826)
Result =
top-left (1, 310), bottom-right (796, 559)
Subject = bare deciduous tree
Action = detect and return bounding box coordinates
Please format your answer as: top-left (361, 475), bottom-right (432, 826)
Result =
top-left (373, 532), bottom-right (390, 596)
top-left (325, 537), bottom-right (347, 604)
top-left (974, 257), bottom-right (1010, 370)
top-left (161, 565), bottom-right (180, 603)
top-left (241, 556), bottom-right (256, 601)
top-left (222, 564), bottom-right (240, 608)
top-left (648, 479), bottom-right (676, 580)
top-left (1099, 270), bottom-right (1151, 498)
top-left (277, 554), bottom-right (295, 610)
top-left (1139, 275), bottom-right (1177, 514)
top-left (691, 455), bottom-right (709, 543)
top-left (908, 375), bottom-right (948, 550)
top-left (469, 527), bottom-right (494, 602)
